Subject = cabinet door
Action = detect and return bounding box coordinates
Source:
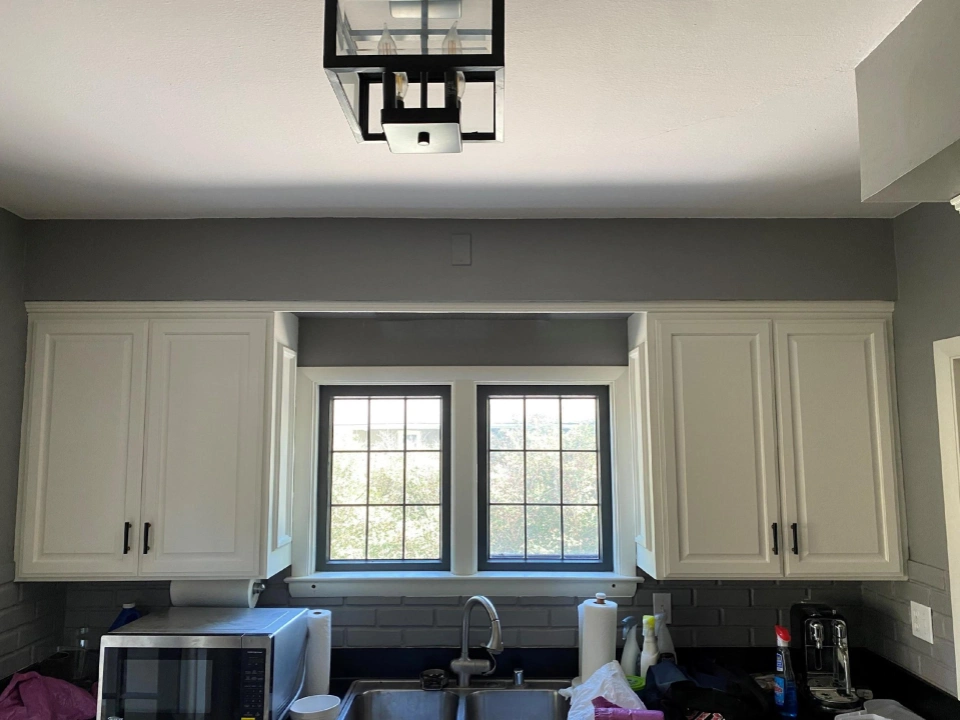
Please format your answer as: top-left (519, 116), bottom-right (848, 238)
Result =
top-left (18, 319), bottom-right (147, 578)
top-left (656, 318), bottom-right (782, 577)
top-left (776, 321), bottom-right (903, 577)
top-left (140, 319), bottom-right (267, 577)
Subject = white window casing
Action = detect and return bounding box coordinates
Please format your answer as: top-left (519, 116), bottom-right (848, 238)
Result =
top-left (288, 366), bottom-right (640, 598)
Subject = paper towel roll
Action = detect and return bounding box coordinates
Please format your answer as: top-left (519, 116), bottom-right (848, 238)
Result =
top-left (579, 593), bottom-right (618, 682)
top-left (169, 579), bottom-right (261, 608)
top-left (305, 609), bottom-right (333, 697)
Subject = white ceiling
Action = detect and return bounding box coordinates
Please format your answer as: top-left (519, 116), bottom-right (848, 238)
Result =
top-left (0, 0), bottom-right (922, 219)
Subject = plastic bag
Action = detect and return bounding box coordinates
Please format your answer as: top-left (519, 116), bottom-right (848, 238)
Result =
top-left (0, 672), bottom-right (96, 720)
top-left (560, 661), bottom-right (646, 720)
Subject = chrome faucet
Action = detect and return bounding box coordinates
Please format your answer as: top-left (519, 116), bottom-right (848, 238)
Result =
top-left (833, 620), bottom-right (852, 696)
top-left (449, 596), bottom-right (504, 687)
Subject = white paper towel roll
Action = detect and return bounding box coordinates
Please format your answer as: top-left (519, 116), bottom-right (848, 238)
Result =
top-left (579, 593), bottom-right (618, 682)
top-left (169, 579), bottom-right (261, 608)
top-left (305, 609), bottom-right (333, 697)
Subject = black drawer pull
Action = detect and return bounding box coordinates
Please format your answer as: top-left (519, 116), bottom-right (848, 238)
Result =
top-left (123, 522), bottom-right (132, 554)
top-left (143, 522), bottom-right (151, 554)
top-left (791, 522), bottom-right (799, 555)
top-left (771, 522), bottom-right (779, 556)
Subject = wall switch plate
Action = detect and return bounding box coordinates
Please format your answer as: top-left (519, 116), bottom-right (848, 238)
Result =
top-left (451, 234), bottom-right (472, 266)
top-left (911, 600), bottom-right (934, 644)
top-left (652, 593), bottom-right (672, 624)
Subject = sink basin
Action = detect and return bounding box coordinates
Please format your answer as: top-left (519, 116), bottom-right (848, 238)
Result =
top-left (464, 689), bottom-right (569, 720)
top-left (353, 689), bottom-right (458, 720)
top-left (335, 680), bottom-right (570, 720)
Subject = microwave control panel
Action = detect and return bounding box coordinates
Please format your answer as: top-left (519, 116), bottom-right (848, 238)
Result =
top-left (240, 649), bottom-right (268, 720)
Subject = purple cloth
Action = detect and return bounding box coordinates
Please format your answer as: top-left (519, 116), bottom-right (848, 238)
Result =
top-left (0, 673), bottom-right (96, 720)
top-left (592, 696), bottom-right (665, 720)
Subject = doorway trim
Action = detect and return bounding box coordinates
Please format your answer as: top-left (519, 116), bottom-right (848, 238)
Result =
top-left (933, 336), bottom-right (960, 692)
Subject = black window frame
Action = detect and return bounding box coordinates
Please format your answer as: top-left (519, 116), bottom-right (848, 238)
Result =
top-left (316, 384), bottom-right (452, 572)
top-left (477, 384), bottom-right (614, 572)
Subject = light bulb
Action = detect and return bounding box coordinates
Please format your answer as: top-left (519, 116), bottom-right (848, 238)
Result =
top-left (442, 22), bottom-right (462, 54)
top-left (378, 23), bottom-right (398, 55)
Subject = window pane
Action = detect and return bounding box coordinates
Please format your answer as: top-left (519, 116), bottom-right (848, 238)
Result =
top-left (405, 506), bottom-right (440, 559)
top-left (332, 398), bottom-right (368, 450)
top-left (407, 398), bottom-right (442, 450)
top-left (369, 452), bottom-right (404, 504)
top-left (526, 452), bottom-right (560, 504)
top-left (527, 505), bottom-right (561, 558)
top-left (489, 398), bottom-right (524, 450)
top-left (526, 397), bottom-right (560, 450)
top-left (406, 452), bottom-right (441, 504)
top-left (563, 506), bottom-right (599, 559)
top-left (368, 506), bottom-right (403, 559)
top-left (562, 398), bottom-right (597, 450)
top-left (330, 453), bottom-right (367, 504)
top-left (489, 505), bottom-right (524, 557)
top-left (370, 398), bottom-right (404, 450)
top-left (330, 506), bottom-right (367, 559)
top-left (489, 451), bottom-right (524, 504)
top-left (563, 452), bottom-right (599, 504)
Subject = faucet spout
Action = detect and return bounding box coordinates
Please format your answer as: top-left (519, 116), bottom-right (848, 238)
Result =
top-left (450, 596), bottom-right (503, 687)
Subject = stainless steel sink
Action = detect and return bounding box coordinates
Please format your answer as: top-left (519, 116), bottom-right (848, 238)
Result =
top-left (336, 680), bottom-right (570, 720)
top-left (464, 689), bottom-right (568, 720)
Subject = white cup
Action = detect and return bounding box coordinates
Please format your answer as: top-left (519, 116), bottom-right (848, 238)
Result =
top-left (290, 694), bottom-right (341, 720)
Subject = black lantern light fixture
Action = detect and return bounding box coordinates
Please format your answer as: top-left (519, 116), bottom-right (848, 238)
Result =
top-left (323, 0), bottom-right (505, 154)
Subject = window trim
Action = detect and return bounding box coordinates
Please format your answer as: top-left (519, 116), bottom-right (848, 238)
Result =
top-left (316, 385), bottom-right (452, 572)
top-left (289, 366), bottom-right (640, 598)
top-left (477, 385), bottom-right (614, 572)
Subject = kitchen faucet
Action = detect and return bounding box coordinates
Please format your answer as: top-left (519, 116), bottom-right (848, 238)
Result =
top-left (450, 596), bottom-right (504, 687)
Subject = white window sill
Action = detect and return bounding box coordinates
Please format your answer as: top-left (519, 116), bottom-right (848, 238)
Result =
top-left (285, 571), bottom-right (640, 599)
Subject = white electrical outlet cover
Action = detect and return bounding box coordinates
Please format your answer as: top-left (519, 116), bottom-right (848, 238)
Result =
top-left (910, 600), bottom-right (934, 644)
top-left (652, 592), bottom-right (672, 624)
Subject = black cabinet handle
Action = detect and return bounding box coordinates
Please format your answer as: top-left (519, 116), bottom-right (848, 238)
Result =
top-left (791, 523), bottom-right (799, 555)
top-left (771, 523), bottom-right (779, 556)
top-left (123, 522), bottom-right (132, 554)
top-left (143, 522), bottom-right (151, 554)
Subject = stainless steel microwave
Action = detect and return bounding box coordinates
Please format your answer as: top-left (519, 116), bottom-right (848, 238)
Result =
top-left (98, 608), bottom-right (309, 720)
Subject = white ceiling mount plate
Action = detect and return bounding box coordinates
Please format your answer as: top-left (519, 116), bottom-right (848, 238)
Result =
top-left (0, 0), bottom-right (923, 219)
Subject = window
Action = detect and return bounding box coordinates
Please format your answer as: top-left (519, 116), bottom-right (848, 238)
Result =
top-left (477, 386), bottom-right (613, 571)
top-left (316, 386), bottom-right (451, 571)
top-left (293, 366), bottom-right (638, 598)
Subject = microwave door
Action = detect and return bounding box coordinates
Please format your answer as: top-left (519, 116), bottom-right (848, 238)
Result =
top-left (99, 638), bottom-right (245, 720)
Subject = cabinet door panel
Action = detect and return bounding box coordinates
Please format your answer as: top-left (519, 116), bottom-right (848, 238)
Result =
top-left (265, 343), bottom-right (296, 577)
top-left (777, 321), bottom-right (902, 577)
top-left (657, 319), bottom-right (782, 577)
top-left (140, 320), bottom-right (266, 576)
top-left (18, 320), bottom-right (146, 577)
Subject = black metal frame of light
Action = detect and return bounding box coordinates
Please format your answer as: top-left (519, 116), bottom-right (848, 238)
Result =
top-left (476, 385), bottom-right (615, 572)
top-left (322, 0), bottom-right (505, 144)
top-left (316, 385), bottom-right (453, 572)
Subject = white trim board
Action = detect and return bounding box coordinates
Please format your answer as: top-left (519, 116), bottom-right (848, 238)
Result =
top-left (933, 335), bottom-right (960, 694)
top-left (290, 365), bottom-right (640, 597)
top-left (25, 300), bottom-right (896, 315)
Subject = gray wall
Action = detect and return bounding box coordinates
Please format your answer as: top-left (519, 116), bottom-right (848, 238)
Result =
top-left (63, 573), bottom-right (863, 652)
top-left (862, 202), bottom-right (960, 696)
top-left (0, 209), bottom-right (64, 679)
top-left (22, 218), bottom-right (896, 302)
top-left (298, 316), bottom-right (628, 367)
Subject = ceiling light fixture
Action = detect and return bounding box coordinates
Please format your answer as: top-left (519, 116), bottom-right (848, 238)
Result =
top-left (323, 0), bottom-right (505, 154)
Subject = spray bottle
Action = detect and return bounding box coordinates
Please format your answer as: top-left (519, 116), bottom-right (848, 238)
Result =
top-left (774, 625), bottom-right (799, 718)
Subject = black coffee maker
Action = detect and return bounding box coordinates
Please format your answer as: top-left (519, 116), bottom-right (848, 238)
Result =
top-left (790, 603), bottom-right (864, 715)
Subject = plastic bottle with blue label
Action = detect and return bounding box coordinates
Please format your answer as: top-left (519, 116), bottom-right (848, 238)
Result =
top-left (774, 625), bottom-right (799, 718)
top-left (108, 603), bottom-right (141, 632)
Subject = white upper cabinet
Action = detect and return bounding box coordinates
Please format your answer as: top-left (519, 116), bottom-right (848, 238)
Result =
top-left (632, 308), bottom-right (905, 581)
top-left (17, 319), bottom-right (147, 578)
top-left (140, 319), bottom-right (267, 577)
top-left (650, 318), bottom-right (782, 577)
top-left (16, 312), bottom-right (297, 581)
top-left (775, 320), bottom-right (903, 578)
